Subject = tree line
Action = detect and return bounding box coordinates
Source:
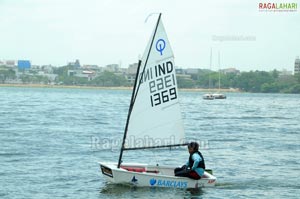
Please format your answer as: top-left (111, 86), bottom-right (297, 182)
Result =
top-left (1, 65), bottom-right (300, 93)
top-left (179, 69), bottom-right (300, 93)
top-left (53, 66), bottom-right (129, 87)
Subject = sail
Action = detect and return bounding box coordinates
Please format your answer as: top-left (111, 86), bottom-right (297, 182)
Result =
top-left (125, 15), bottom-right (185, 149)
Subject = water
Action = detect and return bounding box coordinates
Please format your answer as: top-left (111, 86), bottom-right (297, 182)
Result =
top-left (0, 87), bottom-right (299, 198)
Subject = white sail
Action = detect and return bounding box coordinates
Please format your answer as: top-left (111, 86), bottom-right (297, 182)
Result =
top-left (125, 16), bottom-right (185, 149)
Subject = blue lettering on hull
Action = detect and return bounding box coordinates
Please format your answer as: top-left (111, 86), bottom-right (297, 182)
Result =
top-left (149, 178), bottom-right (187, 188)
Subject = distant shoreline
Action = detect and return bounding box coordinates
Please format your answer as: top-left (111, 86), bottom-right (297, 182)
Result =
top-left (0, 83), bottom-right (240, 92)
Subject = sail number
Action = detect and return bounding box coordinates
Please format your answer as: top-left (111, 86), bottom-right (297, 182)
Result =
top-left (149, 74), bottom-right (177, 107)
top-left (150, 87), bottom-right (177, 107)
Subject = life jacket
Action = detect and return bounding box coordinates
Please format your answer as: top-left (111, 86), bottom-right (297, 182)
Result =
top-left (189, 151), bottom-right (205, 169)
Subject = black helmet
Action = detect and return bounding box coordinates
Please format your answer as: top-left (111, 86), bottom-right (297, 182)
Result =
top-left (188, 142), bottom-right (199, 151)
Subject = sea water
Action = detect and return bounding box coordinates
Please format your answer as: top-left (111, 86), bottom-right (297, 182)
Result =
top-left (0, 87), bottom-right (299, 199)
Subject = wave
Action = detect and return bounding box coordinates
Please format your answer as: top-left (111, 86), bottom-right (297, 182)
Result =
top-left (0, 152), bottom-right (26, 157)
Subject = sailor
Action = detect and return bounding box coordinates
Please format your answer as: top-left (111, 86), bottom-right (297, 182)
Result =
top-left (174, 142), bottom-right (205, 180)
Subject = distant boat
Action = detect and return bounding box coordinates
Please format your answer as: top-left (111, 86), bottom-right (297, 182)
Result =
top-left (99, 13), bottom-right (216, 188)
top-left (213, 51), bottom-right (226, 99)
top-left (203, 93), bottom-right (215, 100)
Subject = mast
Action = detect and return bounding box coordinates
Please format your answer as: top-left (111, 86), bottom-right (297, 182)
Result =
top-left (218, 51), bottom-right (220, 92)
top-left (117, 60), bottom-right (141, 168)
top-left (209, 48), bottom-right (212, 91)
top-left (117, 13), bottom-right (162, 168)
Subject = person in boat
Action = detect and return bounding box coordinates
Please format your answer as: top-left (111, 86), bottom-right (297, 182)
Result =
top-left (174, 142), bottom-right (205, 180)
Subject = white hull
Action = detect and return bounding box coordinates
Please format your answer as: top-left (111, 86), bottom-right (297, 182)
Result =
top-left (99, 162), bottom-right (216, 188)
top-left (203, 94), bottom-right (215, 100)
top-left (212, 93), bottom-right (226, 99)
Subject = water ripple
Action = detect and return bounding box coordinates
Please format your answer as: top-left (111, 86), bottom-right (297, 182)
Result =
top-left (0, 88), bottom-right (299, 198)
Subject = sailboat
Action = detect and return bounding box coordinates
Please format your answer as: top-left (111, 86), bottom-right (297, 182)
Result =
top-left (99, 14), bottom-right (216, 188)
top-left (203, 48), bottom-right (215, 100)
top-left (212, 51), bottom-right (226, 99)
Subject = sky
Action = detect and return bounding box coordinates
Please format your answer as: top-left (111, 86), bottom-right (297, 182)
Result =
top-left (0, 0), bottom-right (299, 71)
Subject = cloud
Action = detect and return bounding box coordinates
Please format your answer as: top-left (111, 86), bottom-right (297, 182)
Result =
top-left (0, 0), bottom-right (299, 71)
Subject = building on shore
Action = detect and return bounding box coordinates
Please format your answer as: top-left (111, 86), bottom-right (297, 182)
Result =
top-left (221, 68), bottom-right (240, 74)
top-left (68, 59), bottom-right (81, 68)
top-left (126, 63), bottom-right (139, 85)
